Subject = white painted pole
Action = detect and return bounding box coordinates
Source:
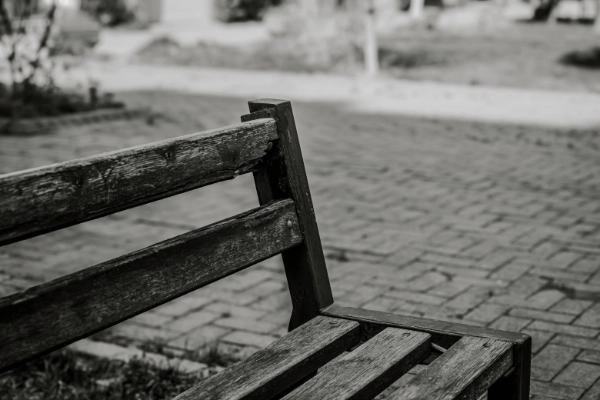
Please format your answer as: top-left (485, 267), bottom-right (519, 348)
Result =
top-left (410, 0), bottom-right (424, 19)
top-left (365, 0), bottom-right (379, 77)
top-left (594, 0), bottom-right (600, 33)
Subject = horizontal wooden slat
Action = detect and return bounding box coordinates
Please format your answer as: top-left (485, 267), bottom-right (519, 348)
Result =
top-left (283, 328), bottom-right (431, 400)
top-left (390, 336), bottom-right (513, 400)
top-left (175, 316), bottom-right (360, 400)
top-left (0, 199), bottom-right (301, 373)
top-left (0, 118), bottom-right (277, 245)
top-left (322, 305), bottom-right (529, 348)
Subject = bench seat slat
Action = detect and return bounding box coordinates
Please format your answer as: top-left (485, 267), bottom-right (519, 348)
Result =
top-left (0, 118), bottom-right (277, 246)
top-left (390, 336), bottom-right (513, 400)
top-left (0, 199), bottom-right (301, 373)
top-left (282, 327), bottom-right (431, 400)
top-left (175, 316), bottom-right (360, 400)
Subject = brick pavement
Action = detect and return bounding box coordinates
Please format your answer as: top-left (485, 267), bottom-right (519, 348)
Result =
top-left (1, 91), bottom-right (600, 399)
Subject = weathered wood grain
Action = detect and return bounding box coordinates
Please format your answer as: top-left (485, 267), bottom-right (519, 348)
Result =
top-left (243, 100), bottom-right (333, 330)
top-left (323, 305), bottom-right (531, 399)
top-left (282, 328), bottom-right (431, 400)
top-left (0, 200), bottom-right (301, 373)
top-left (0, 118), bottom-right (277, 245)
top-left (390, 336), bottom-right (513, 400)
top-left (323, 305), bottom-right (529, 348)
top-left (174, 316), bottom-right (360, 400)
top-left (488, 334), bottom-right (531, 400)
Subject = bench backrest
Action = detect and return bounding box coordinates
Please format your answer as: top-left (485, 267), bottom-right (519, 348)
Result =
top-left (0, 99), bottom-right (334, 373)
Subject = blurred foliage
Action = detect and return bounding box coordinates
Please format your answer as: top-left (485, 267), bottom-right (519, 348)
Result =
top-left (0, 1), bottom-right (121, 119)
top-left (0, 82), bottom-right (123, 119)
top-left (213, 0), bottom-right (284, 22)
top-left (560, 47), bottom-right (600, 69)
top-left (80, 0), bottom-right (135, 26)
top-left (0, 349), bottom-right (202, 400)
top-left (137, 22), bottom-right (600, 93)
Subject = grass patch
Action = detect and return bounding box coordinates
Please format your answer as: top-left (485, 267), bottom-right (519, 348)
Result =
top-left (140, 339), bottom-right (241, 368)
top-left (0, 349), bottom-right (202, 400)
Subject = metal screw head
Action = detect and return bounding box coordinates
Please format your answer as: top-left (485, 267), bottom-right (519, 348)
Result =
top-left (329, 320), bottom-right (339, 326)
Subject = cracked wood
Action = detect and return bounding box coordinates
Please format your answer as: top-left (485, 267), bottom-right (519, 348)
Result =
top-left (282, 328), bottom-right (431, 400)
top-left (0, 118), bottom-right (277, 245)
top-left (175, 316), bottom-right (360, 400)
top-left (0, 199), bottom-right (301, 373)
top-left (390, 336), bottom-right (513, 400)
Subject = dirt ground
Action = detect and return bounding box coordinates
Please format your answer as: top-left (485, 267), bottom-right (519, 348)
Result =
top-left (135, 20), bottom-right (600, 93)
top-left (380, 22), bottom-right (600, 93)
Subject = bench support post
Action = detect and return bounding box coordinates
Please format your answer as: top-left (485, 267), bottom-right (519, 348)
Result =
top-left (488, 336), bottom-right (531, 400)
top-left (242, 99), bottom-right (334, 331)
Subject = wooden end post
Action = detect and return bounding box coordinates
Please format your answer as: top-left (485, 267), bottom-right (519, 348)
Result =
top-left (487, 335), bottom-right (531, 400)
top-left (242, 99), bottom-right (334, 331)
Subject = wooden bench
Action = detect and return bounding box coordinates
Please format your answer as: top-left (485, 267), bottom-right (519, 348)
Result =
top-left (0, 99), bottom-right (531, 399)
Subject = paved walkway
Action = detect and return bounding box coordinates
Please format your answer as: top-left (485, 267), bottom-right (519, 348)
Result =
top-left (1, 67), bottom-right (600, 399)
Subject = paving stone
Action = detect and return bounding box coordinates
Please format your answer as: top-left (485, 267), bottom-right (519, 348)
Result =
top-left (529, 321), bottom-right (599, 338)
top-left (169, 326), bottom-right (230, 350)
top-left (531, 366), bottom-right (557, 381)
top-left (532, 344), bottom-right (580, 372)
top-left (362, 296), bottom-right (402, 312)
top-left (220, 331), bottom-right (278, 348)
top-left (489, 262), bottom-right (531, 281)
top-left (553, 361), bottom-right (600, 388)
top-left (580, 380), bottom-right (600, 400)
top-left (444, 288), bottom-right (491, 311)
top-left (407, 271), bottom-right (447, 291)
top-left (551, 335), bottom-right (600, 352)
top-left (574, 304), bottom-right (600, 329)
top-left (427, 281), bottom-right (470, 298)
top-left (571, 256), bottom-right (600, 273)
top-left (489, 316), bottom-right (531, 332)
top-left (577, 349), bottom-right (600, 364)
top-left (112, 323), bottom-right (180, 342)
top-left (527, 290), bottom-right (566, 310)
top-left (522, 329), bottom-right (556, 354)
top-left (509, 308), bottom-right (575, 324)
top-left (463, 303), bottom-right (509, 324)
top-left (214, 317), bottom-right (281, 334)
top-left (530, 380), bottom-right (585, 400)
top-left (154, 296), bottom-right (214, 317)
top-left (168, 311), bottom-right (220, 333)
top-left (129, 312), bottom-right (173, 327)
top-left (551, 299), bottom-right (593, 316)
top-left (386, 290), bottom-right (446, 305)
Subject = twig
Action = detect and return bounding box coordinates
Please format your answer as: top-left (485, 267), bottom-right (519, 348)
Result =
top-left (23, 1), bottom-right (57, 86)
top-left (0, 0), bottom-right (13, 37)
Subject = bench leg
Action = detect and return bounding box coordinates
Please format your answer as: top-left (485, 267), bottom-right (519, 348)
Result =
top-left (488, 337), bottom-right (531, 400)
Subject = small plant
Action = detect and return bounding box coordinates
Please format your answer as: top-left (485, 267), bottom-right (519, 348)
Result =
top-left (559, 47), bottom-right (600, 69)
top-left (0, 1), bottom-right (122, 121)
top-left (81, 0), bottom-right (135, 27)
top-left (0, 349), bottom-right (202, 400)
top-left (141, 338), bottom-right (240, 368)
top-left (195, 343), bottom-right (239, 367)
top-left (213, 0), bottom-right (275, 22)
